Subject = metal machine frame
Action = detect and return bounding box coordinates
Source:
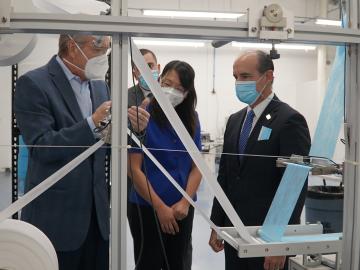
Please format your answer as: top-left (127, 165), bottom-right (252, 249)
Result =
top-left (1, 0), bottom-right (360, 269)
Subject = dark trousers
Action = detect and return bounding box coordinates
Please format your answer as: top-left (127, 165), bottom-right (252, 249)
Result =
top-left (128, 203), bottom-right (194, 270)
top-left (56, 204), bottom-right (109, 270)
top-left (224, 243), bottom-right (289, 270)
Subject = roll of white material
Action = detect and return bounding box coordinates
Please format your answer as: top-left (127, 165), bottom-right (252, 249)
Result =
top-left (0, 34), bottom-right (37, 66)
top-left (0, 219), bottom-right (58, 270)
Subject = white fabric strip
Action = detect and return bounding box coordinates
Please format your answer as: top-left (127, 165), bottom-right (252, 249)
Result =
top-left (0, 139), bottom-right (105, 222)
top-left (130, 39), bottom-right (255, 244)
top-left (128, 129), bottom-right (238, 248)
top-left (0, 219), bottom-right (58, 270)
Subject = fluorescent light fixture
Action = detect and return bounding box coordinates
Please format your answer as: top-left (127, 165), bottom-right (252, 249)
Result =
top-left (143, 9), bottom-right (244, 19)
top-left (232, 42), bottom-right (316, 51)
top-left (134, 39), bottom-right (205, 48)
top-left (315, 19), bottom-right (342, 27)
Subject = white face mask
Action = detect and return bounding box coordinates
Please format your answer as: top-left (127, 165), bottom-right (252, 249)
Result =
top-left (162, 87), bottom-right (186, 107)
top-left (82, 53), bottom-right (109, 80)
top-left (64, 36), bottom-right (109, 80)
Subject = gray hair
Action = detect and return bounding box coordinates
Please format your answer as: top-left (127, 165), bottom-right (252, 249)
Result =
top-left (58, 34), bottom-right (107, 57)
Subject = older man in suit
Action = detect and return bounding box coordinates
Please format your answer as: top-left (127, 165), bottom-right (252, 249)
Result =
top-left (14, 34), bottom-right (149, 270)
top-left (209, 50), bottom-right (311, 270)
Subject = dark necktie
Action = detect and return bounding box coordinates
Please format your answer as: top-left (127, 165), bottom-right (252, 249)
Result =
top-left (238, 110), bottom-right (255, 156)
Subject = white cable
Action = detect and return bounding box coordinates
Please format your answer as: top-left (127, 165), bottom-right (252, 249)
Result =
top-left (131, 39), bottom-right (255, 244)
top-left (128, 129), bottom-right (238, 248)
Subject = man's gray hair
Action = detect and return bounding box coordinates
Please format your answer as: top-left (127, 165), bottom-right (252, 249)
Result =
top-left (58, 34), bottom-right (106, 57)
top-left (58, 34), bottom-right (85, 57)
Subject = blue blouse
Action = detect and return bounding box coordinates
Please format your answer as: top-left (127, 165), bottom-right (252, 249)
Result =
top-left (129, 113), bottom-right (202, 206)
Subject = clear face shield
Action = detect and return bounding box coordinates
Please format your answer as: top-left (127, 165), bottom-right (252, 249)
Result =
top-left (64, 35), bottom-right (111, 80)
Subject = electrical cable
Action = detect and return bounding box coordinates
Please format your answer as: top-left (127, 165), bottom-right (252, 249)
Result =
top-left (128, 38), bottom-right (170, 270)
top-left (307, 155), bottom-right (338, 166)
top-left (2, 142), bottom-right (353, 164)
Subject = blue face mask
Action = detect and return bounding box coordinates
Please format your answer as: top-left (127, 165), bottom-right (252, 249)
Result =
top-left (139, 70), bottom-right (159, 91)
top-left (235, 74), bottom-right (266, 105)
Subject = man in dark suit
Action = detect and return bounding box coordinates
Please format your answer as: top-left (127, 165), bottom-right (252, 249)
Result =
top-left (14, 34), bottom-right (148, 270)
top-left (209, 50), bottom-right (311, 270)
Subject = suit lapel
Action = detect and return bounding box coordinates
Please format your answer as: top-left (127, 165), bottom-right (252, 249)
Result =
top-left (48, 56), bottom-right (83, 122)
top-left (89, 82), bottom-right (101, 113)
top-left (239, 95), bottom-right (282, 170)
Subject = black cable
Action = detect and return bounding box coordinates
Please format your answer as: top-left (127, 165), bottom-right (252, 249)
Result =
top-left (129, 38), bottom-right (170, 270)
top-left (307, 155), bottom-right (338, 166)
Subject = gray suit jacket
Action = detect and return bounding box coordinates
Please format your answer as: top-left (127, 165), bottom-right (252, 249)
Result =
top-left (14, 55), bottom-right (110, 251)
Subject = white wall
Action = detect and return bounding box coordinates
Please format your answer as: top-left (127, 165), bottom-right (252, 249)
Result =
top-left (129, 43), bottom-right (319, 140)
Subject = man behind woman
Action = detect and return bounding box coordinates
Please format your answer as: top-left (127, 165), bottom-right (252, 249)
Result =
top-left (128, 60), bottom-right (202, 270)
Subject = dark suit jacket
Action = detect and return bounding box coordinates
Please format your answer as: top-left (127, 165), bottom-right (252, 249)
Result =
top-left (128, 84), bottom-right (145, 107)
top-left (211, 95), bottom-right (311, 228)
top-left (14, 56), bottom-right (110, 252)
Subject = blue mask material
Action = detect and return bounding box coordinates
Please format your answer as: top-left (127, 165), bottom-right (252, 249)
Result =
top-left (235, 80), bottom-right (260, 105)
top-left (139, 70), bottom-right (159, 91)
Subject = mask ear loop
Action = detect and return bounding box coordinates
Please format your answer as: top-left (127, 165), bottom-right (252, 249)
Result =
top-left (67, 35), bottom-right (89, 61)
top-left (61, 36), bottom-right (89, 74)
top-left (250, 73), bottom-right (271, 106)
top-left (62, 58), bottom-right (85, 73)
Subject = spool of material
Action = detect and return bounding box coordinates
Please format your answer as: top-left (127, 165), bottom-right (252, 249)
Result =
top-left (0, 34), bottom-right (37, 66)
top-left (0, 219), bottom-right (58, 270)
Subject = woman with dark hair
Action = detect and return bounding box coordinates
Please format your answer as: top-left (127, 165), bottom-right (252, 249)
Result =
top-left (128, 60), bottom-right (202, 270)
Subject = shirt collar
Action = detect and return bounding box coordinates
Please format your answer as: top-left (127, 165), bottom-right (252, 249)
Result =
top-left (248, 92), bottom-right (275, 118)
top-left (56, 55), bottom-right (85, 83)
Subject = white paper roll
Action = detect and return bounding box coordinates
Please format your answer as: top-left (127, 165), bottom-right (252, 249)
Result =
top-left (0, 219), bottom-right (58, 270)
top-left (0, 34), bottom-right (37, 66)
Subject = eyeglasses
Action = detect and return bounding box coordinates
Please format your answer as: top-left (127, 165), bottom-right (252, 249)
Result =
top-left (77, 37), bottom-right (111, 56)
top-left (160, 79), bottom-right (186, 93)
top-left (89, 40), bottom-right (111, 55)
